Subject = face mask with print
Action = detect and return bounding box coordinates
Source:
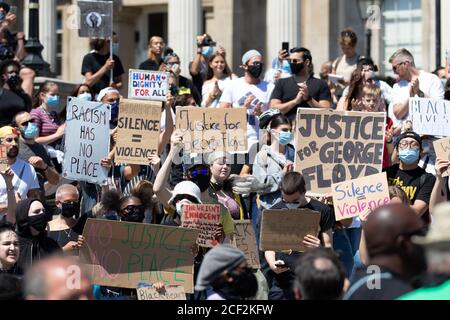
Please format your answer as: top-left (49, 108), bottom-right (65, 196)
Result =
top-left (47, 95), bottom-right (60, 108)
top-left (398, 148), bottom-right (420, 165)
top-left (21, 123), bottom-right (39, 140)
top-left (78, 92), bottom-right (92, 101)
top-left (202, 46), bottom-right (214, 58)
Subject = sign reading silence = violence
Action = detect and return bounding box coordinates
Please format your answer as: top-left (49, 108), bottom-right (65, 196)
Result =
top-left (80, 219), bottom-right (199, 293)
top-left (294, 108), bottom-right (386, 195)
top-left (115, 99), bottom-right (162, 165)
top-left (176, 107), bottom-right (248, 154)
top-left (331, 172), bottom-right (390, 221)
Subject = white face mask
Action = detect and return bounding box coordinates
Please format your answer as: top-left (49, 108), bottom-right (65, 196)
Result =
top-left (285, 203), bottom-right (300, 209)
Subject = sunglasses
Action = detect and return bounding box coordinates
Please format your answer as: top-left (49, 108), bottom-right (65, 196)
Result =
top-left (20, 119), bottom-right (35, 127)
top-left (392, 62), bottom-right (406, 73)
top-left (189, 168), bottom-right (210, 178)
top-left (121, 205), bottom-right (145, 213)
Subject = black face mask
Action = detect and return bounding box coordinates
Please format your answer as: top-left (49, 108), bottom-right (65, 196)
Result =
top-left (190, 175), bottom-right (211, 193)
top-left (290, 62), bottom-right (304, 75)
top-left (216, 267), bottom-right (258, 299)
top-left (6, 75), bottom-right (22, 90)
top-left (121, 206), bottom-right (145, 223)
top-left (247, 64), bottom-right (263, 78)
top-left (60, 202), bottom-right (80, 218)
top-left (28, 214), bottom-right (48, 234)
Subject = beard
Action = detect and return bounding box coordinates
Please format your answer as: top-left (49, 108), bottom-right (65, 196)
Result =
top-left (7, 146), bottom-right (18, 158)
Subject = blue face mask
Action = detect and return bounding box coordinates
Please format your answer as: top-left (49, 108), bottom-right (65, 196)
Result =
top-left (110, 101), bottom-right (120, 120)
top-left (78, 92), bottom-right (92, 101)
top-left (21, 123), bottom-right (39, 140)
top-left (279, 131), bottom-right (293, 146)
top-left (202, 46), bottom-right (214, 58)
top-left (47, 95), bottom-right (60, 108)
top-left (399, 148), bottom-right (420, 165)
top-left (281, 60), bottom-right (292, 74)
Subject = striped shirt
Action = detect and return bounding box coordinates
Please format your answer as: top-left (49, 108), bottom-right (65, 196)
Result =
top-left (30, 107), bottom-right (61, 138)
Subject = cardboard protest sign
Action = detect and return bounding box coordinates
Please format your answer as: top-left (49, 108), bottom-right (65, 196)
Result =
top-left (176, 107), bottom-right (247, 153)
top-left (137, 285), bottom-right (186, 301)
top-left (259, 209), bottom-right (321, 252)
top-left (294, 108), bottom-right (386, 195)
top-left (80, 219), bottom-right (199, 293)
top-left (0, 145), bottom-right (7, 172)
top-left (331, 172), bottom-right (390, 221)
top-left (115, 99), bottom-right (162, 165)
top-left (232, 220), bottom-right (260, 269)
top-left (78, 0), bottom-right (113, 39)
top-left (433, 136), bottom-right (450, 177)
top-left (63, 97), bottom-right (110, 185)
top-left (128, 69), bottom-right (169, 102)
top-left (181, 204), bottom-right (221, 248)
top-left (408, 98), bottom-right (450, 137)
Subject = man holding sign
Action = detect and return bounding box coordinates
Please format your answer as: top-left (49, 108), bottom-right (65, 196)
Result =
top-left (263, 172), bottom-right (334, 300)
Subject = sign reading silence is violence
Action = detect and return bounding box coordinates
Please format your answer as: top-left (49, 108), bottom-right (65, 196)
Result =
top-left (63, 97), bottom-right (110, 185)
top-left (80, 219), bottom-right (199, 293)
top-left (176, 107), bottom-right (247, 153)
top-left (294, 108), bottom-right (386, 195)
top-left (115, 99), bottom-right (162, 165)
top-left (331, 172), bottom-right (390, 221)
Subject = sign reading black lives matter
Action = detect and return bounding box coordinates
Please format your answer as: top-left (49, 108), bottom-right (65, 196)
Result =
top-left (78, 0), bottom-right (113, 38)
top-left (115, 99), bottom-right (162, 165)
top-left (63, 97), bottom-right (110, 185)
top-left (176, 107), bottom-right (247, 154)
top-left (294, 109), bottom-right (386, 195)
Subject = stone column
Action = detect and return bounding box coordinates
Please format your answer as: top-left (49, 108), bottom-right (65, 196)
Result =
top-left (39, 0), bottom-right (57, 72)
top-left (168, 0), bottom-right (201, 77)
top-left (266, 0), bottom-right (300, 64)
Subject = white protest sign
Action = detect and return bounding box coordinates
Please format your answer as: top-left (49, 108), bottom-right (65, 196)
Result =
top-left (63, 97), bottom-right (110, 185)
top-left (128, 69), bottom-right (168, 101)
top-left (408, 98), bottom-right (450, 136)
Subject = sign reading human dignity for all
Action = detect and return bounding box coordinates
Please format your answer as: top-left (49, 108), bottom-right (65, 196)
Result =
top-left (63, 97), bottom-right (110, 185)
top-left (433, 136), bottom-right (450, 177)
top-left (408, 98), bottom-right (450, 137)
top-left (176, 107), bottom-right (248, 153)
top-left (128, 69), bottom-right (169, 102)
top-left (259, 209), bottom-right (321, 252)
top-left (80, 219), bottom-right (199, 293)
top-left (331, 172), bottom-right (390, 221)
top-left (115, 99), bottom-right (161, 165)
top-left (0, 145), bottom-right (7, 172)
top-left (294, 109), bottom-right (386, 195)
top-left (181, 204), bottom-right (221, 248)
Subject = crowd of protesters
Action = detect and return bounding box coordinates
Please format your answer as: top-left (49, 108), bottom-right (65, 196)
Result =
top-left (0, 1), bottom-right (450, 300)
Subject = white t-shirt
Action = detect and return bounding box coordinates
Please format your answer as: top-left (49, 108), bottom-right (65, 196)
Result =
top-left (389, 71), bottom-right (445, 129)
top-left (219, 77), bottom-right (275, 147)
top-left (201, 77), bottom-right (233, 108)
top-left (0, 158), bottom-right (40, 206)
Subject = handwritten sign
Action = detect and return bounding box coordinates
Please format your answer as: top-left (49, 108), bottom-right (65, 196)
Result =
top-left (137, 285), bottom-right (186, 300)
top-left (181, 204), bottom-right (221, 248)
top-left (259, 209), bottom-right (321, 252)
top-left (408, 98), bottom-right (450, 136)
top-left (232, 220), bottom-right (260, 269)
top-left (63, 97), bottom-right (110, 185)
top-left (128, 69), bottom-right (169, 101)
top-left (294, 109), bottom-right (385, 195)
top-left (115, 99), bottom-right (162, 165)
top-left (0, 145), bottom-right (7, 172)
top-left (434, 136), bottom-right (450, 177)
top-left (80, 219), bottom-right (199, 293)
top-left (176, 107), bottom-right (248, 153)
top-left (331, 172), bottom-right (390, 221)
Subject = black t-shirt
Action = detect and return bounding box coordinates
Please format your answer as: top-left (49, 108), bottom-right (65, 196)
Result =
top-left (188, 60), bottom-right (207, 97)
top-left (138, 59), bottom-right (160, 71)
top-left (344, 267), bottom-right (414, 300)
top-left (270, 75), bottom-right (331, 121)
top-left (385, 164), bottom-right (435, 221)
top-left (81, 52), bottom-right (125, 94)
top-left (0, 89), bottom-right (28, 127)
